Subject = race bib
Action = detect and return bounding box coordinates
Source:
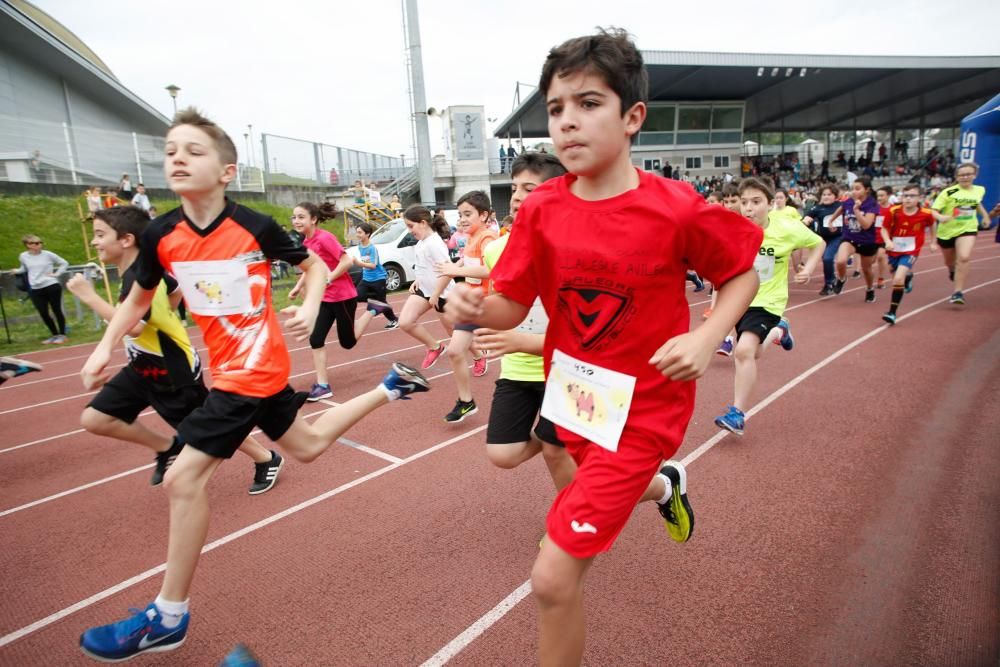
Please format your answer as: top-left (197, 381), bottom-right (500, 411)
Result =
top-left (875, 214), bottom-right (884, 229)
top-left (823, 214), bottom-right (841, 229)
top-left (754, 253), bottom-right (776, 283)
top-left (464, 255), bottom-right (482, 286)
top-left (892, 236), bottom-right (916, 253)
top-left (171, 260), bottom-right (252, 316)
top-left (541, 349), bottom-right (635, 453)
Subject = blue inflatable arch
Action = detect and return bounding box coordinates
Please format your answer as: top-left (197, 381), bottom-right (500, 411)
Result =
top-left (959, 92), bottom-right (1000, 240)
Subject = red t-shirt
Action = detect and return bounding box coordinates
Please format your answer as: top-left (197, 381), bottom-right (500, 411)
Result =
top-left (136, 200), bottom-right (308, 397)
top-left (491, 169), bottom-right (762, 454)
top-left (303, 228), bottom-right (358, 303)
top-left (884, 205), bottom-right (935, 256)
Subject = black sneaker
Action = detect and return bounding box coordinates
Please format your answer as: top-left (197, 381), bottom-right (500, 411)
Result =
top-left (656, 462), bottom-right (694, 543)
top-left (832, 279), bottom-right (846, 295)
top-left (865, 289), bottom-right (876, 303)
top-left (151, 437), bottom-right (184, 486)
top-left (818, 285), bottom-right (833, 296)
top-left (851, 270), bottom-right (862, 279)
top-left (384, 319), bottom-right (399, 330)
top-left (444, 399), bottom-right (478, 423)
top-left (249, 450), bottom-right (284, 495)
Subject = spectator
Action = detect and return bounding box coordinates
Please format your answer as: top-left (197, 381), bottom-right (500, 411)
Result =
top-left (499, 146), bottom-right (507, 172)
top-left (87, 186), bottom-right (103, 217)
top-left (131, 183), bottom-right (151, 212)
top-left (118, 173), bottom-right (133, 199)
top-left (506, 144), bottom-right (517, 172)
top-left (389, 193), bottom-right (402, 212)
top-left (12, 235), bottom-right (69, 344)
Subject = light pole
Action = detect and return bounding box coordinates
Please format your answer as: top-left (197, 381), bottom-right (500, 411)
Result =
top-left (246, 124), bottom-right (254, 168)
top-left (165, 85), bottom-right (181, 115)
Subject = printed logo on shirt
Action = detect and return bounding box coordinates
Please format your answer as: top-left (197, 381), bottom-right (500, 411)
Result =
top-left (557, 286), bottom-right (631, 350)
top-left (570, 520), bottom-right (598, 534)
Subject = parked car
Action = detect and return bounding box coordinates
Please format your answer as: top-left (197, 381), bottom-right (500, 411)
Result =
top-left (345, 218), bottom-right (417, 292)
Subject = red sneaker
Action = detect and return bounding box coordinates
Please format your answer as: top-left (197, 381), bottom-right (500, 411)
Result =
top-left (472, 356), bottom-right (488, 377)
top-left (421, 344), bottom-right (445, 369)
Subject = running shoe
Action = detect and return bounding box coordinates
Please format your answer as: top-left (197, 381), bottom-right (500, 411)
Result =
top-left (51, 335), bottom-right (68, 344)
top-left (421, 344), bottom-right (445, 369)
top-left (818, 285), bottom-right (833, 296)
top-left (701, 308), bottom-right (713, 321)
top-left (882, 312), bottom-right (897, 326)
top-left (384, 319), bottom-right (400, 330)
top-left (690, 274), bottom-right (705, 292)
top-left (151, 436), bottom-right (184, 486)
top-left (949, 291), bottom-right (965, 305)
top-left (219, 644), bottom-right (261, 667)
top-left (948, 269), bottom-right (955, 282)
top-left (852, 270), bottom-right (862, 279)
top-left (41, 336), bottom-right (56, 344)
top-left (366, 299), bottom-right (392, 316)
top-left (714, 405), bottom-right (745, 436)
top-left (0, 356), bottom-right (42, 381)
top-left (864, 289), bottom-right (876, 303)
top-left (877, 277), bottom-right (886, 289)
top-left (656, 462), bottom-right (694, 543)
top-left (832, 279), bottom-right (846, 295)
top-left (381, 362), bottom-right (430, 400)
top-left (904, 274), bottom-right (913, 293)
top-left (716, 336), bottom-right (734, 357)
top-left (774, 318), bottom-right (794, 351)
top-left (444, 398), bottom-right (478, 423)
top-left (80, 603), bottom-right (188, 662)
top-left (307, 383), bottom-right (332, 402)
top-left (472, 356), bottom-right (488, 377)
top-left (249, 450), bottom-right (283, 495)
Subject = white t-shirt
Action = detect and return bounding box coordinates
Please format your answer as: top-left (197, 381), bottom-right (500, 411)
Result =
top-left (413, 233), bottom-right (454, 297)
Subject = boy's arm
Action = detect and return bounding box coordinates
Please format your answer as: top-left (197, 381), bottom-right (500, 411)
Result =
top-left (880, 225), bottom-right (893, 248)
top-left (437, 260), bottom-right (490, 279)
top-left (81, 286), bottom-right (157, 388)
top-left (650, 269), bottom-right (758, 381)
top-left (977, 203), bottom-right (992, 228)
top-left (66, 274), bottom-right (145, 337)
top-left (473, 329), bottom-right (544, 357)
top-left (328, 251), bottom-right (354, 282)
top-left (794, 241), bottom-right (826, 283)
top-left (445, 284), bottom-right (529, 330)
top-left (282, 251), bottom-right (327, 340)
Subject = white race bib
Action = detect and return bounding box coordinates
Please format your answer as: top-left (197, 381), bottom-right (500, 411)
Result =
top-left (464, 255), bottom-right (483, 286)
top-left (171, 260), bottom-right (252, 316)
top-left (541, 349), bottom-right (635, 453)
top-left (875, 214), bottom-right (885, 229)
top-left (892, 236), bottom-right (916, 253)
top-left (754, 253), bottom-right (776, 283)
top-left (823, 214), bottom-right (841, 229)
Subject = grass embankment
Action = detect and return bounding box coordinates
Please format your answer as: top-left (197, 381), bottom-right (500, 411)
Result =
top-left (0, 194), bottom-right (338, 355)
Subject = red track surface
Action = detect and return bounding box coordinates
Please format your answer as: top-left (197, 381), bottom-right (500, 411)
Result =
top-left (1, 244), bottom-right (998, 666)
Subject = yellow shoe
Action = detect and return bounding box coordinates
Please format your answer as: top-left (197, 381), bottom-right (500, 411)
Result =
top-left (656, 462), bottom-right (694, 543)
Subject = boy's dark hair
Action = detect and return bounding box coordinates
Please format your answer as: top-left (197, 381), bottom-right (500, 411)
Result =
top-left (510, 152), bottom-right (567, 181)
top-left (169, 107), bottom-right (238, 166)
top-left (738, 176), bottom-right (775, 202)
top-left (820, 184), bottom-right (839, 197)
top-left (404, 204), bottom-right (451, 240)
top-left (721, 182), bottom-right (740, 198)
top-left (708, 190), bottom-right (723, 200)
top-left (456, 190), bottom-right (492, 214)
top-left (877, 186), bottom-right (893, 196)
top-left (296, 201), bottom-right (339, 223)
top-left (901, 183), bottom-right (921, 193)
top-left (356, 222), bottom-right (375, 236)
top-left (539, 28), bottom-right (648, 116)
top-left (93, 206), bottom-right (151, 246)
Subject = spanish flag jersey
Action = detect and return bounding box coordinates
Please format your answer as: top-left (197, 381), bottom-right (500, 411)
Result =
top-left (135, 200), bottom-right (309, 397)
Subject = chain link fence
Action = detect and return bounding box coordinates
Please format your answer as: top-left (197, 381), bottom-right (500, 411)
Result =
top-left (260, 133), bottom-right (407, 189)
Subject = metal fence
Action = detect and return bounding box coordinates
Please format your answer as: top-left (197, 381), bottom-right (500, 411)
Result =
top-left (0, 114), bottom-right (264, 191)
top-left (260, 133), bottom-right (407, 189)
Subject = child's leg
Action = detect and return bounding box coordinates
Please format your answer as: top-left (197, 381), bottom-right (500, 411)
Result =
top-left (541, 443), bottom-right (577, 491)
top-left (486, 439), bottom-right (542, 470)
top-left (236, 434), bottom-right (274, 464)
top-left (860, 253), bottom-right (876, 289)
top-left (952, 235), bottom-right (976, 292)
top-left (309, 302), bottom-right (337, 387)
top-left (80, 407), bottom-right (173, 452)
top-left (733, 334), bottom-right (763, 411)
top-left (332, 299), bottom-right (359, 350)
top-left (399, 294), bottom-right (439, 349)
top-left (876, 247), bottom-right (890, 283)
top-left (159, 446), bottom-right (225, 602)
top-left (447, 328), bottom-right (475, 402)
top-left (354, 310), bottom-right (376, 339)
top-left (834, 242), bottom-right (853, 281)
top-left (278, 386), bottom-right (395, 463)
top-left (822, 237), bottom-right (841, 286)
top-left (532, 540), bottom-right (594, 667)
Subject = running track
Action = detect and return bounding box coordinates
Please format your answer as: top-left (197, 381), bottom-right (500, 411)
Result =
top-left (1, 244), bottom-right (998, 666)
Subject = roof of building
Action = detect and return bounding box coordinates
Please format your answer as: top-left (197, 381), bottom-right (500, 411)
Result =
top-left (495, 51), bottom-right (1000, 138)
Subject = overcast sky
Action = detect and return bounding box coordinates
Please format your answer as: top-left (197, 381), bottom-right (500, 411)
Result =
top-left (31, 0), bottom-right (1000, 165)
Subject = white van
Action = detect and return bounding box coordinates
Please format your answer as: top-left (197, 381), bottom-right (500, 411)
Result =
top-left (346, 218), bottom-right (417, 291)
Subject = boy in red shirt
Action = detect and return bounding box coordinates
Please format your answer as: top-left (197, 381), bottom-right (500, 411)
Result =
top-left (880, 183), bottom-right (935, 325)
top-left (78, 109), bottom-right (430, 662)
top-left (446, 29), bottom-right (762, 665)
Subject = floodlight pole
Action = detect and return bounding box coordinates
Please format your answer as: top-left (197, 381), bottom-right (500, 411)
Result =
top-left (403, 0), bottom-right (435, 207)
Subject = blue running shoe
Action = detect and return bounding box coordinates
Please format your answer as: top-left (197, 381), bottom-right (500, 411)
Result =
top-left (382, 362), bottom-right (430, 400)
top-left (882, 312), bottom-right (897, 326)
top-left (80, 603), bottom-right (188, 662)
top-left (687, 271), bottom-right (705, 292)
top-left (775, 319), bottom-right (794, 351)
top-left (219, 644), bottom-right (261, 666)
top-left (0, 356), bottom-right (42, 385)
top-left (714, 405), bottom-right (745, 436)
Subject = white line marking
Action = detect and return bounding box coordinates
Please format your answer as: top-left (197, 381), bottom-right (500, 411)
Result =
top-left (337, 437), bottom-right (404, 464)
top-left (0, 464), bottom-right (155, 518)
top-left (0, 409), bottom-right (158, 456)
top-left (0, 424), bottom-right (487, 648)
top-left (417, 275), bottom-right (1000, 665)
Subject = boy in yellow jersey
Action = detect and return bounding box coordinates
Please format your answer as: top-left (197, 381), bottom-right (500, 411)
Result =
top-left (929, 161), bottom-right (993, 304)
top-left (714, 177), bottom-right (825, 436)
top-left (67, 206), bottom-right (283, 492)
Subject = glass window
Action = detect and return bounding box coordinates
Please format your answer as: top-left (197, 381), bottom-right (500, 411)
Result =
top-left (645, 105), bottom-right (676, 132)
top-left (637, 132), bottom-right (675, 146)
top-left (712, 107), bottom-right (743, 129)
top-left (685, 156), bottom-right (702, 169)
top-left (714, 155), bottom-right (731, 168)
top-left (677, 132), bottom-right (710, 145)
top-left (710, 131), bottom-right (742, 145)
top-left (677, 107), bottom-right (711, 131)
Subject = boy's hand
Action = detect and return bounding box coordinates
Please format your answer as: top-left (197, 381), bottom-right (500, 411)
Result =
top-left (288, 286), bottom-right (301, 300)
top-left (435, 261), bottom-right (459, 278)
top-left (793, 268), bottom-right (811, 284)
top-left (81, 347), bottom-right (112, 390)
top-left (649, 331), bottom-right (714, 382)
top-left (409, 282), bottom-right (417, 294)
top-left (929, 241), bottom-right (940, 252)
top-left (474, 328), bottom-right (520, 357)
top-left (66, 274), bottom-right (97, 300)
top-left (281, 304), bottom-right (317, 341)
top-left (444, 284), bottom-right (484, 325)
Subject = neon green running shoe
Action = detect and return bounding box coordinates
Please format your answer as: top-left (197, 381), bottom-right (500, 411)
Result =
top-left (656, 462), bottom-right (694, 543)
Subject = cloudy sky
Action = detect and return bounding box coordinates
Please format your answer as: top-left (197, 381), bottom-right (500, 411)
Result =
top-left (31, 0), bottom-right (1000, 165)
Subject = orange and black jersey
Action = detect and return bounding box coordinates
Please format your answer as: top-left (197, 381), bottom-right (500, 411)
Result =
top-left (135, 200), bottom-right (309, 397)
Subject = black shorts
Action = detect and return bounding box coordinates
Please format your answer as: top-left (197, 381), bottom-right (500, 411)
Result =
top-left (936, 231), bottom-right (978, 249)
top-left (176, 385), bottom-right (308, 459)
top-left (88, 366), bottom-right (208, 428)
top-left (843, 241), bottom-right (881, 257)
top-left (357, 278), bottom-right (388, 304)
top-left (486, 379), bottom-right (562, 446)
top-left (735, 307), bottom-right (782, 343)
top-left (311, 299), bottom-right (358, 350)
top-left (414, 287), bottom-right (447, 313)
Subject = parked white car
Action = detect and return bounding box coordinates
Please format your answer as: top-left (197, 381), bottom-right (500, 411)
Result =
top-left (346, 218), bottom-right (417, 292)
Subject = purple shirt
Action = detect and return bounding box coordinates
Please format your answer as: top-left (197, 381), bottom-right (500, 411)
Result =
top-left (840, 196), bottom-right (880, 245)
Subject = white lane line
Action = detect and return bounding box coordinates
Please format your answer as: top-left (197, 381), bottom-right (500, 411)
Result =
top-left (337, 437), bottom-right (403, 464)
top-left (0, 424), bottom-right (487, 649)
top-left (417, 275), bottom-right (1000, 665)
top-left (0, 464), bottom-right (155, 518)
top-left (0, 409), bottom-right (157, 456)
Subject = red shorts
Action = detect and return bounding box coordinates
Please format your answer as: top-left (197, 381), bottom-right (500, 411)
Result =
top-left (546, 427), bottom-right (669, 559)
